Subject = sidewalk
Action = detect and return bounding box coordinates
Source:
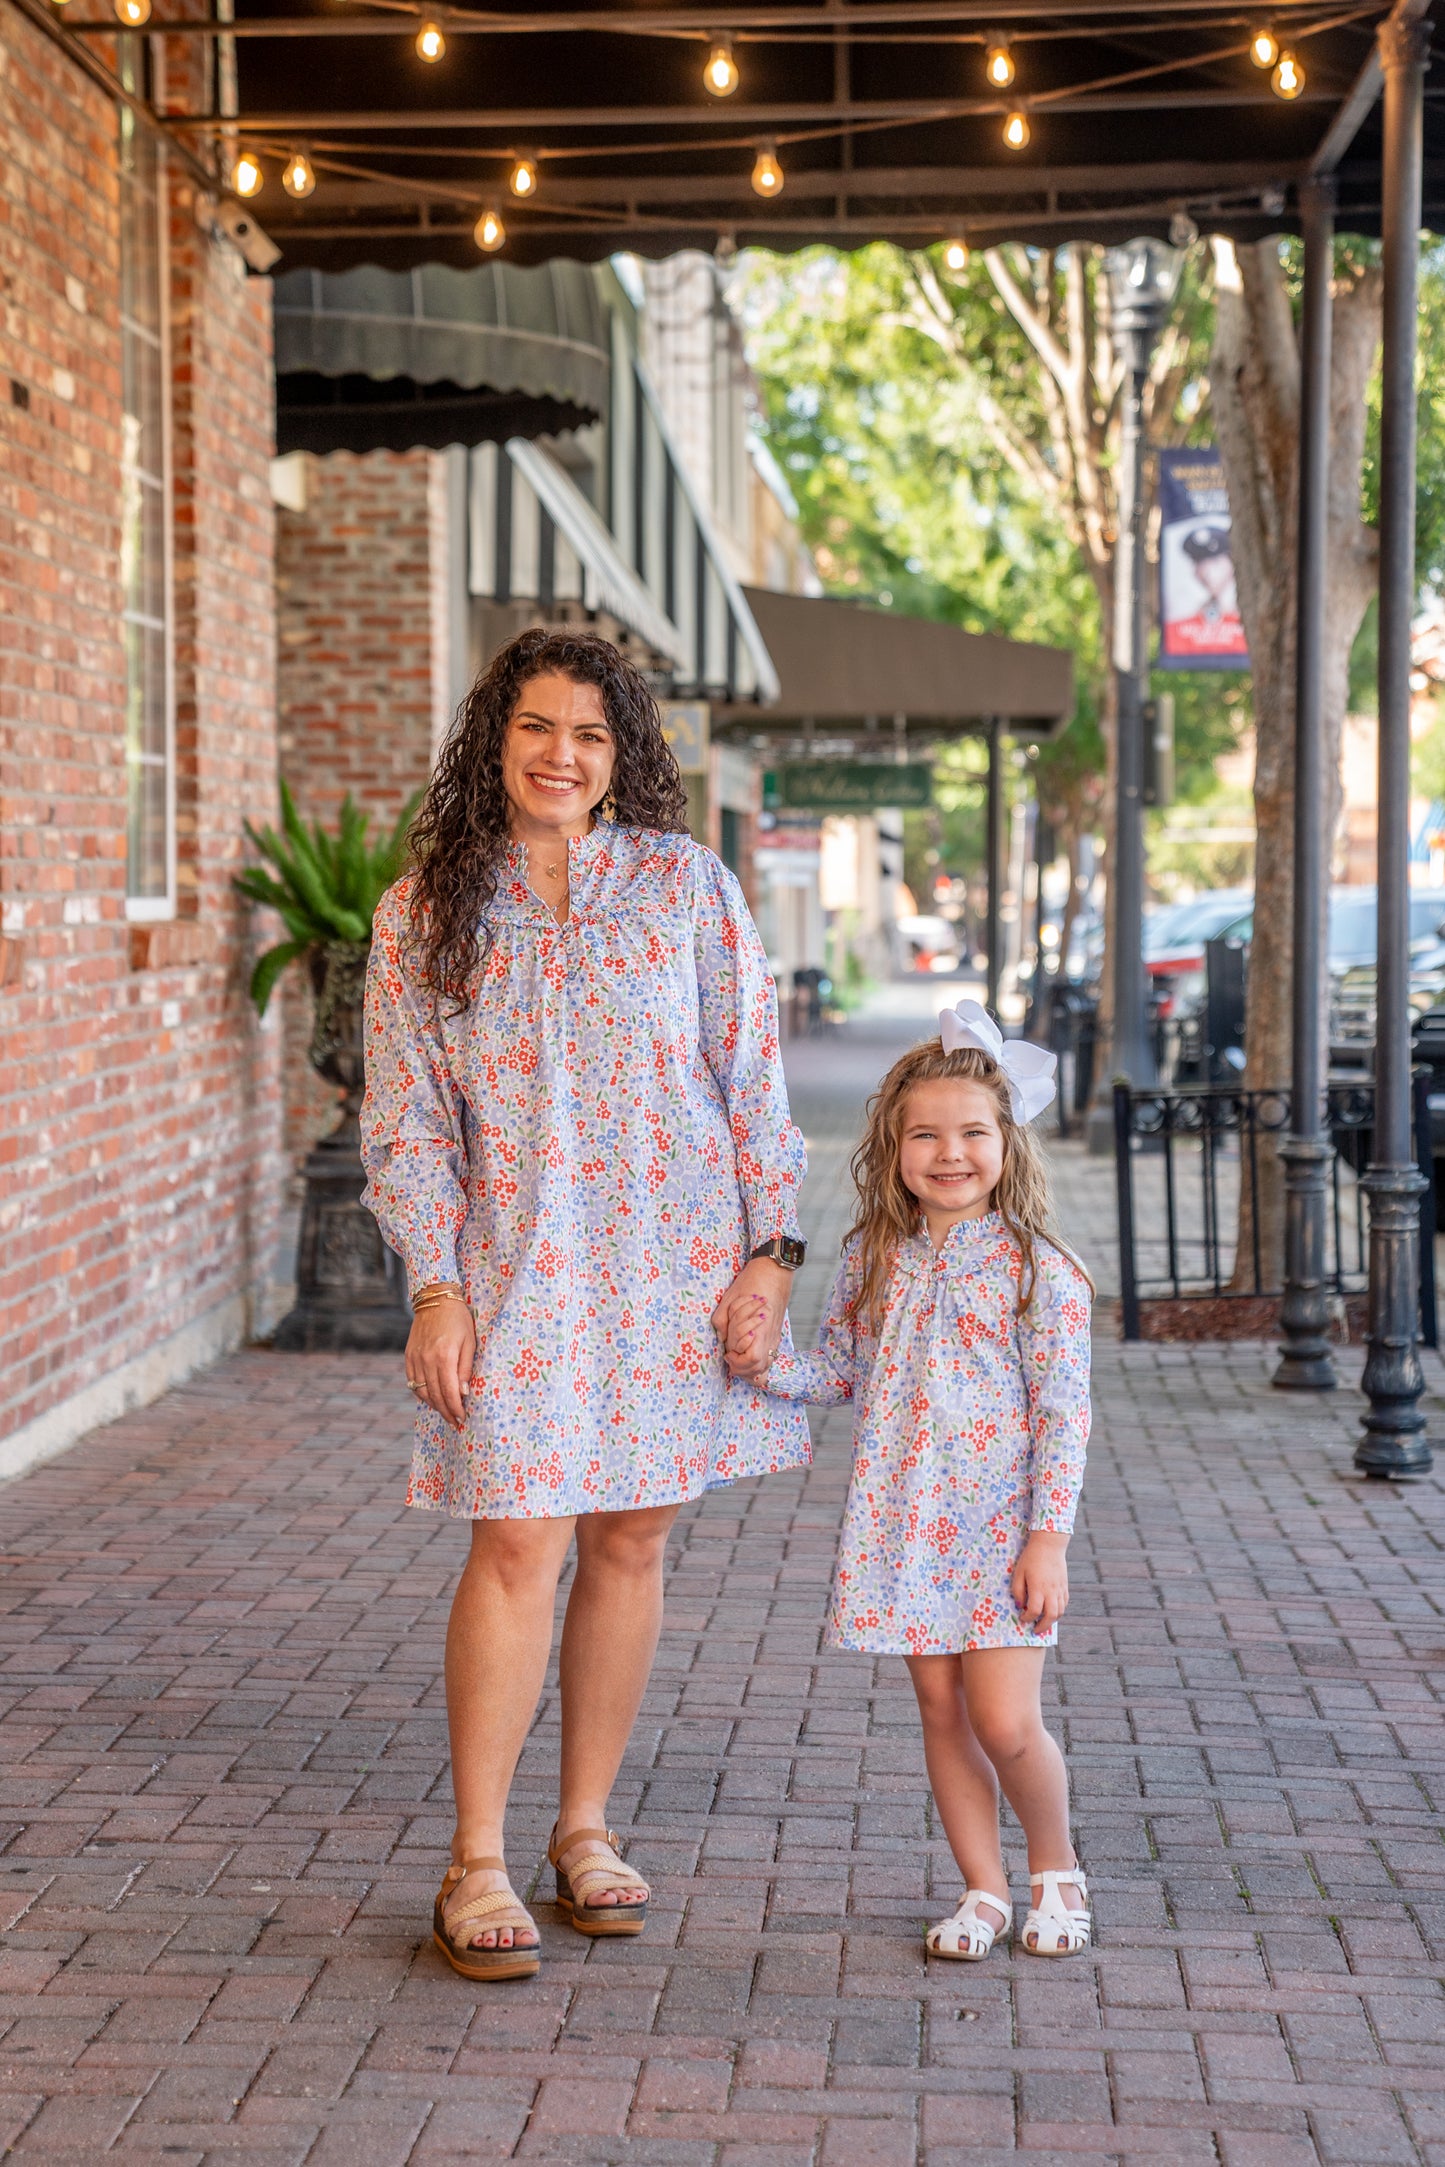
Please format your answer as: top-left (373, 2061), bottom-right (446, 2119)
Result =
top-left (0, 990), bottom-right (1443, 2164)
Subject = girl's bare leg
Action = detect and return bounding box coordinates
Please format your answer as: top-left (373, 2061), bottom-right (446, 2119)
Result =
top-left (553, 1501), bottom-right (682, 1905)
top-left (960, 1647), bottom-right (1083, 1910)
top-left (906, 1652), bottom-right (1009, 1934)
top-left (444, 1514), bottom-right (576, 1949)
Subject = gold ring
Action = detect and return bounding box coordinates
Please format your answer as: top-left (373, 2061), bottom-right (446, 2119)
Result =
top-left (408, 1380), bottom-right (426, 1396)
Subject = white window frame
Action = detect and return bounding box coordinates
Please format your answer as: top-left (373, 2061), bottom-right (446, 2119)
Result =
top-left (119, 47), bottom-right (176, 925)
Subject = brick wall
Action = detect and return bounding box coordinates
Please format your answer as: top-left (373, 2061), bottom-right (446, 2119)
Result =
top-left (0, 9), bottom-right (284, 1460)
top-left (275, 447), bottom-right (452, 1163)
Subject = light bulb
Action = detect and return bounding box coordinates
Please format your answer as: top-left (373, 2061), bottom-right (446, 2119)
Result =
top-left (751, 144), bottom-right (784, 197)
top-left (113, 0), bottom-right (151, 23)
top-left (415, 20), bottom-right (445, 61)
top-left (509, 156), bottom-right (537, 199)
top-left (1002, 110), bottom-right (1030, 149)
top-left (704, 39), bottom-right (739, 97)
top-left (943, 238), bottom-right (969, 272)
top-left (1250, 24), bottom-right (1279, 67)
top-left (475, 205), bottom-right (505, 252)
top-left (1272, 50), bottom-right (1304, 97)
top-left (984, 36), bottom-right (1015, 89)
top-left (230, 151), bottom-right (264, 199)
top-left (282, 150), bottom-right (315, 199)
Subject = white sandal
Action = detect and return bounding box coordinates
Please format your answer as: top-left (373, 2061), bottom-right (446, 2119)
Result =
top-left (925, 1887), bottom-right (1012, 1962)
top-left (1022, 1867), bottom-right (1091, 1956)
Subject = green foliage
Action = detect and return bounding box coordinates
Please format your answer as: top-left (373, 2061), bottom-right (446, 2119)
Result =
top-left (234, 781), bottom-right (420, 1014)
top-left (1360, 240), bottom-right (1445, 597)
top-left (1412, 687), bottom-right (1445, 805)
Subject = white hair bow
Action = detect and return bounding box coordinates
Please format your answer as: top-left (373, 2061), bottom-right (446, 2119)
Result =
top-left (938, 999), bottom-right (1059, 1125)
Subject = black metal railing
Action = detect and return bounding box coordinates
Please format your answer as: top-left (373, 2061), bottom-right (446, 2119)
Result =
top-left (1114, 1072), bottom-right (1438, 1343)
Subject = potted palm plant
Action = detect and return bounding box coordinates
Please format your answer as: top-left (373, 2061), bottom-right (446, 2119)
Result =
top-left (236, 783), bottom-right (419, 1351)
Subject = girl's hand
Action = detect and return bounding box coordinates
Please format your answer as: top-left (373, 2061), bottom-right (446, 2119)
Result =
top-left (711, 1258), bottom-right (791, 1382)
top-left (1011, 1531), bottom-right (1070, 1634)
top-left (406, 1301), bottom-right (476, 1431)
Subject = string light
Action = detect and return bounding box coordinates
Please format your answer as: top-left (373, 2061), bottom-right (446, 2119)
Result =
top-left (415, 20), bottom-right (445, 61)
top-left (475, 204), bottom-right (506, 252)
top-left (704, 38), bottom-right (739, 97)
top-left (508, 155), bottom-right (538, 198)
top-left (282, 149), bottom-right (315, 199)
top-left (1002, 110), bottom-right (1030, 149)
top-left (112, 0), bottom-right (151, 24)
top-left (1249, 24), bottom-right (1279, 67)
top-left (1272, 49), bottom-right (1304, 96)
top-left (943, 238), bottom-right (970, 272)
top-left (230, 150), bottom-right (264, 198)
top-left (751, 143), bottom-right (784, 197)
top-left (984, 34), bottom-right (1015, 89)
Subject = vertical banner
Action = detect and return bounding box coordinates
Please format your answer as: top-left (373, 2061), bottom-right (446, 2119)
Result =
top-left (1157, 448), bottom-right (1249, 669)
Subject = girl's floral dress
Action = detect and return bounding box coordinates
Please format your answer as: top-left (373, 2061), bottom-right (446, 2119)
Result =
top-left (360, 825), bottom-right (811, 1520)
top-left (764, 1214), bottom-right (1090, 1653)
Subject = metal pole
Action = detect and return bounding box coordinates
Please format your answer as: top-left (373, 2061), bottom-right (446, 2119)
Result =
top-left (1111, 323), bottom-right (1155, 1086)
top-left (1275, 176), bottom-right (1339, 1391)
top-left (1358, 2), bottom-right (1433, 1475)
top-left (985, 718), bottom-right (1002, 1013)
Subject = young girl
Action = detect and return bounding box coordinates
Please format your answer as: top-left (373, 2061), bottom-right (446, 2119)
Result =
top-left (735, 1001), bottom-right (1092, 1962)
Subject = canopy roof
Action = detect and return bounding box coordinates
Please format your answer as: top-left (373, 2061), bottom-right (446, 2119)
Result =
top-left (714, 588), bottom-right (1075, 740)
top-left (55, 0), bottom-right (1444, 272)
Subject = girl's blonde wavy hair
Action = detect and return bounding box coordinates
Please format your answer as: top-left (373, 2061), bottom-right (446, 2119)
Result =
top-left (846, 1039), bottom-right (1092, 1333)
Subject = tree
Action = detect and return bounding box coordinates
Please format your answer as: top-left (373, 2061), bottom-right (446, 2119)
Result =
top-left (1209, 237), bottom-right (1381, 1285)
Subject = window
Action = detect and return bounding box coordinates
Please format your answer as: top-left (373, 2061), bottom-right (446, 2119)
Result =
top-left (118, 44), bottom-right (174, 918)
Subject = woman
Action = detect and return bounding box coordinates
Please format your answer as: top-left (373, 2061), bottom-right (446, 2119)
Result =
top-left (361, 628), bottom-right (810, 1982)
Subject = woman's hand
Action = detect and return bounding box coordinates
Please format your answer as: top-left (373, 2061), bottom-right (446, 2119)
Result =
top-left (1011, 1531), bottom-right (1070, 1634)
top-left (406, 1300), bottom-right (476, 1430)
top-left (711, 1257), bottom-right (792, 1382)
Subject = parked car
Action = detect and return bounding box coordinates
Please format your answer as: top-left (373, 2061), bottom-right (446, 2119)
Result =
top-left (1144, 888), bottom-right (1255, 1024)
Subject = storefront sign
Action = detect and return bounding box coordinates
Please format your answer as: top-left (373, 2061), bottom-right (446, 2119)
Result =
top-left (659, 700), bottom-right (710, 772)
top-left (764, 763), bottom-right (933, 812)
top-left (1157, 448), bottom-right (1249, 670)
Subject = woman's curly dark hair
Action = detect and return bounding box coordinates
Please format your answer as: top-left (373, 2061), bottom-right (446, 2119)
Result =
top-left (406, 627), bottom-right (689, 1010)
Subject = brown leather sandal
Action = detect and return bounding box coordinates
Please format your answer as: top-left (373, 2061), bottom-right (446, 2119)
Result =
top-left (547, 1824), bottom-right (649, 1938)
top-left (433, 1855), bottom-right (541, 1982)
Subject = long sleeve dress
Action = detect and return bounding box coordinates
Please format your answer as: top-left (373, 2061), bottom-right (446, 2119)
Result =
top-left (360, 824), bottom-right (811, 1520)
top-left (764, 1214), bottom-right (1091, 1654)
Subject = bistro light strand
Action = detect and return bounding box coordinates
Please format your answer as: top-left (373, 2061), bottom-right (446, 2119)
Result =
top-left (1271, 48), bottom-right (1304, 95)
top-left (1002, 108), bottom-right (1030, 148)
top-left (113, 0), bottom-right (152, 24)
top-left (751, 142), bottom-right (784, 195)
top-left (509, 154), bottom-right (538, 196)
top-left (943, 237), bottom-right (970, 271)
top-left (984, 33), bottom-right (1015, 88)
top-left (230, 149), bottom-right (264, 196)
top-left (415, 21), bottom-right (445, 61)
top-left (475, 203), bottom-right (506, 250)
top-left (704, 38), bottom-right (739, 97)
top-left (1249, 23), bottom-right (1279, 65)
top-left (282, 149), bottom-right (316, 197)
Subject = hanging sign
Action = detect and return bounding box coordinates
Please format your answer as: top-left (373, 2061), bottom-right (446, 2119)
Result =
top-left (659, 700), bottom-right (710, 773)
top-left (764, 764), bottom-right (934, 813)
top-left (1157, 448), bottom-right (1249, 670)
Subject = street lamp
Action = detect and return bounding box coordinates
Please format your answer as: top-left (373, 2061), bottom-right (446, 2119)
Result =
top-left (1104, 236), bottom-right (1182, 1097)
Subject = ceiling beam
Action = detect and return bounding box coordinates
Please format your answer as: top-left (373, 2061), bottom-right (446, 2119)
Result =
top-left (64, 0), bottom-right (1351, 31)
top-left (1309, 46), bottom-right (1383, 171)
top-left (183, 87), bottom-right (1338, 131)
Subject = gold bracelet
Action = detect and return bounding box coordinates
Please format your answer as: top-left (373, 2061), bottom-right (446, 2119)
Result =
top-left (412, 1284), bottom-right (466, 1312)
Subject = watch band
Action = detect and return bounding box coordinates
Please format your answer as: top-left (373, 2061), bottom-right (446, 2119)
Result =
top-left (750, 1235), bottom-right (806, 1270)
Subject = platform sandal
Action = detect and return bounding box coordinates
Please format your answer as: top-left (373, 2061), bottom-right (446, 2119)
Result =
top-left (1022, 1867), bottom-right (1091, 1956)
top-left (547, 1824), bottom-right (649, 1938)
top-left (433, 1856), bottom-right (541, 1982)
top-left (925, 1888), bottom-right (1012, 1962)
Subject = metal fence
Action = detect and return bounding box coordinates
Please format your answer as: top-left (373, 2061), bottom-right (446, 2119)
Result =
top-left (1113, 1072), bottom-right (1438, 1344)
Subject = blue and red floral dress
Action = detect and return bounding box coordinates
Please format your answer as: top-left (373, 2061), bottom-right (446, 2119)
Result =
top-left (360, 825), bottom-right (811, 1520)
top-left (764, 1216), bottom-right (1091, 1653)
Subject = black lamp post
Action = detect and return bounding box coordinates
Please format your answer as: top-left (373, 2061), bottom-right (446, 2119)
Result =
top-left (1104, 237), bottom-right (1182, 1094)
top-left (1357, 4), bottom-right (1434, 1475)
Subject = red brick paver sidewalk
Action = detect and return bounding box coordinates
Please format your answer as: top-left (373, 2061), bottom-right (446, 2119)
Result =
top-left (2, 999), bottom-right (1444, 2164)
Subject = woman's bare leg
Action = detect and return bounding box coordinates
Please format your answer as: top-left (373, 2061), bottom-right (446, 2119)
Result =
top-left (553, 1501), bottom-right (682, 1905)
top-left (906, 1652), bottom-right (1009, 1932)
top-left (443, 1514), bottom-right (576, 1949)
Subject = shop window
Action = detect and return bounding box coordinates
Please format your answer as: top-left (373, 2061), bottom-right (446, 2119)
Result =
top-left (119, 43), bottom-right (174, 918)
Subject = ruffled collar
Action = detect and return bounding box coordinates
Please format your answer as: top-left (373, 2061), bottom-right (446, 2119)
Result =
top-left (897, 1209), bottom-right (1006, 1275)
top-left (502, 818), bottom-right (617, 880)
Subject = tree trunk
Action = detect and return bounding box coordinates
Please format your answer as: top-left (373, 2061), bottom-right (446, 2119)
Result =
top-left (1210, 238), bottom-right (1380, 1292)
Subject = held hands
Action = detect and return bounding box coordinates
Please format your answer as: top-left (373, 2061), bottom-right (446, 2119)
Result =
top-left (405, 1299), bottom-right (476, 1430)
top-left (710, 1257), bottom-right (791, 1383)
top-left (1011, 1530), bottom-right (1071, 1634)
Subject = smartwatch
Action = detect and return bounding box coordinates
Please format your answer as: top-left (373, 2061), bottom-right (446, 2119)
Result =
top-left (750, 1235), bottom-right (807, 1270)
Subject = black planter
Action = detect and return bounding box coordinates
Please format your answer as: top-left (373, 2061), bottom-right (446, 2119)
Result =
top-left (272, 942), bottom-right (413, 1353)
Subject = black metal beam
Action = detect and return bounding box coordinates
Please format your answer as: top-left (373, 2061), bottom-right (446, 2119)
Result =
top-left (64, 0), bottom-right (1352, 32)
